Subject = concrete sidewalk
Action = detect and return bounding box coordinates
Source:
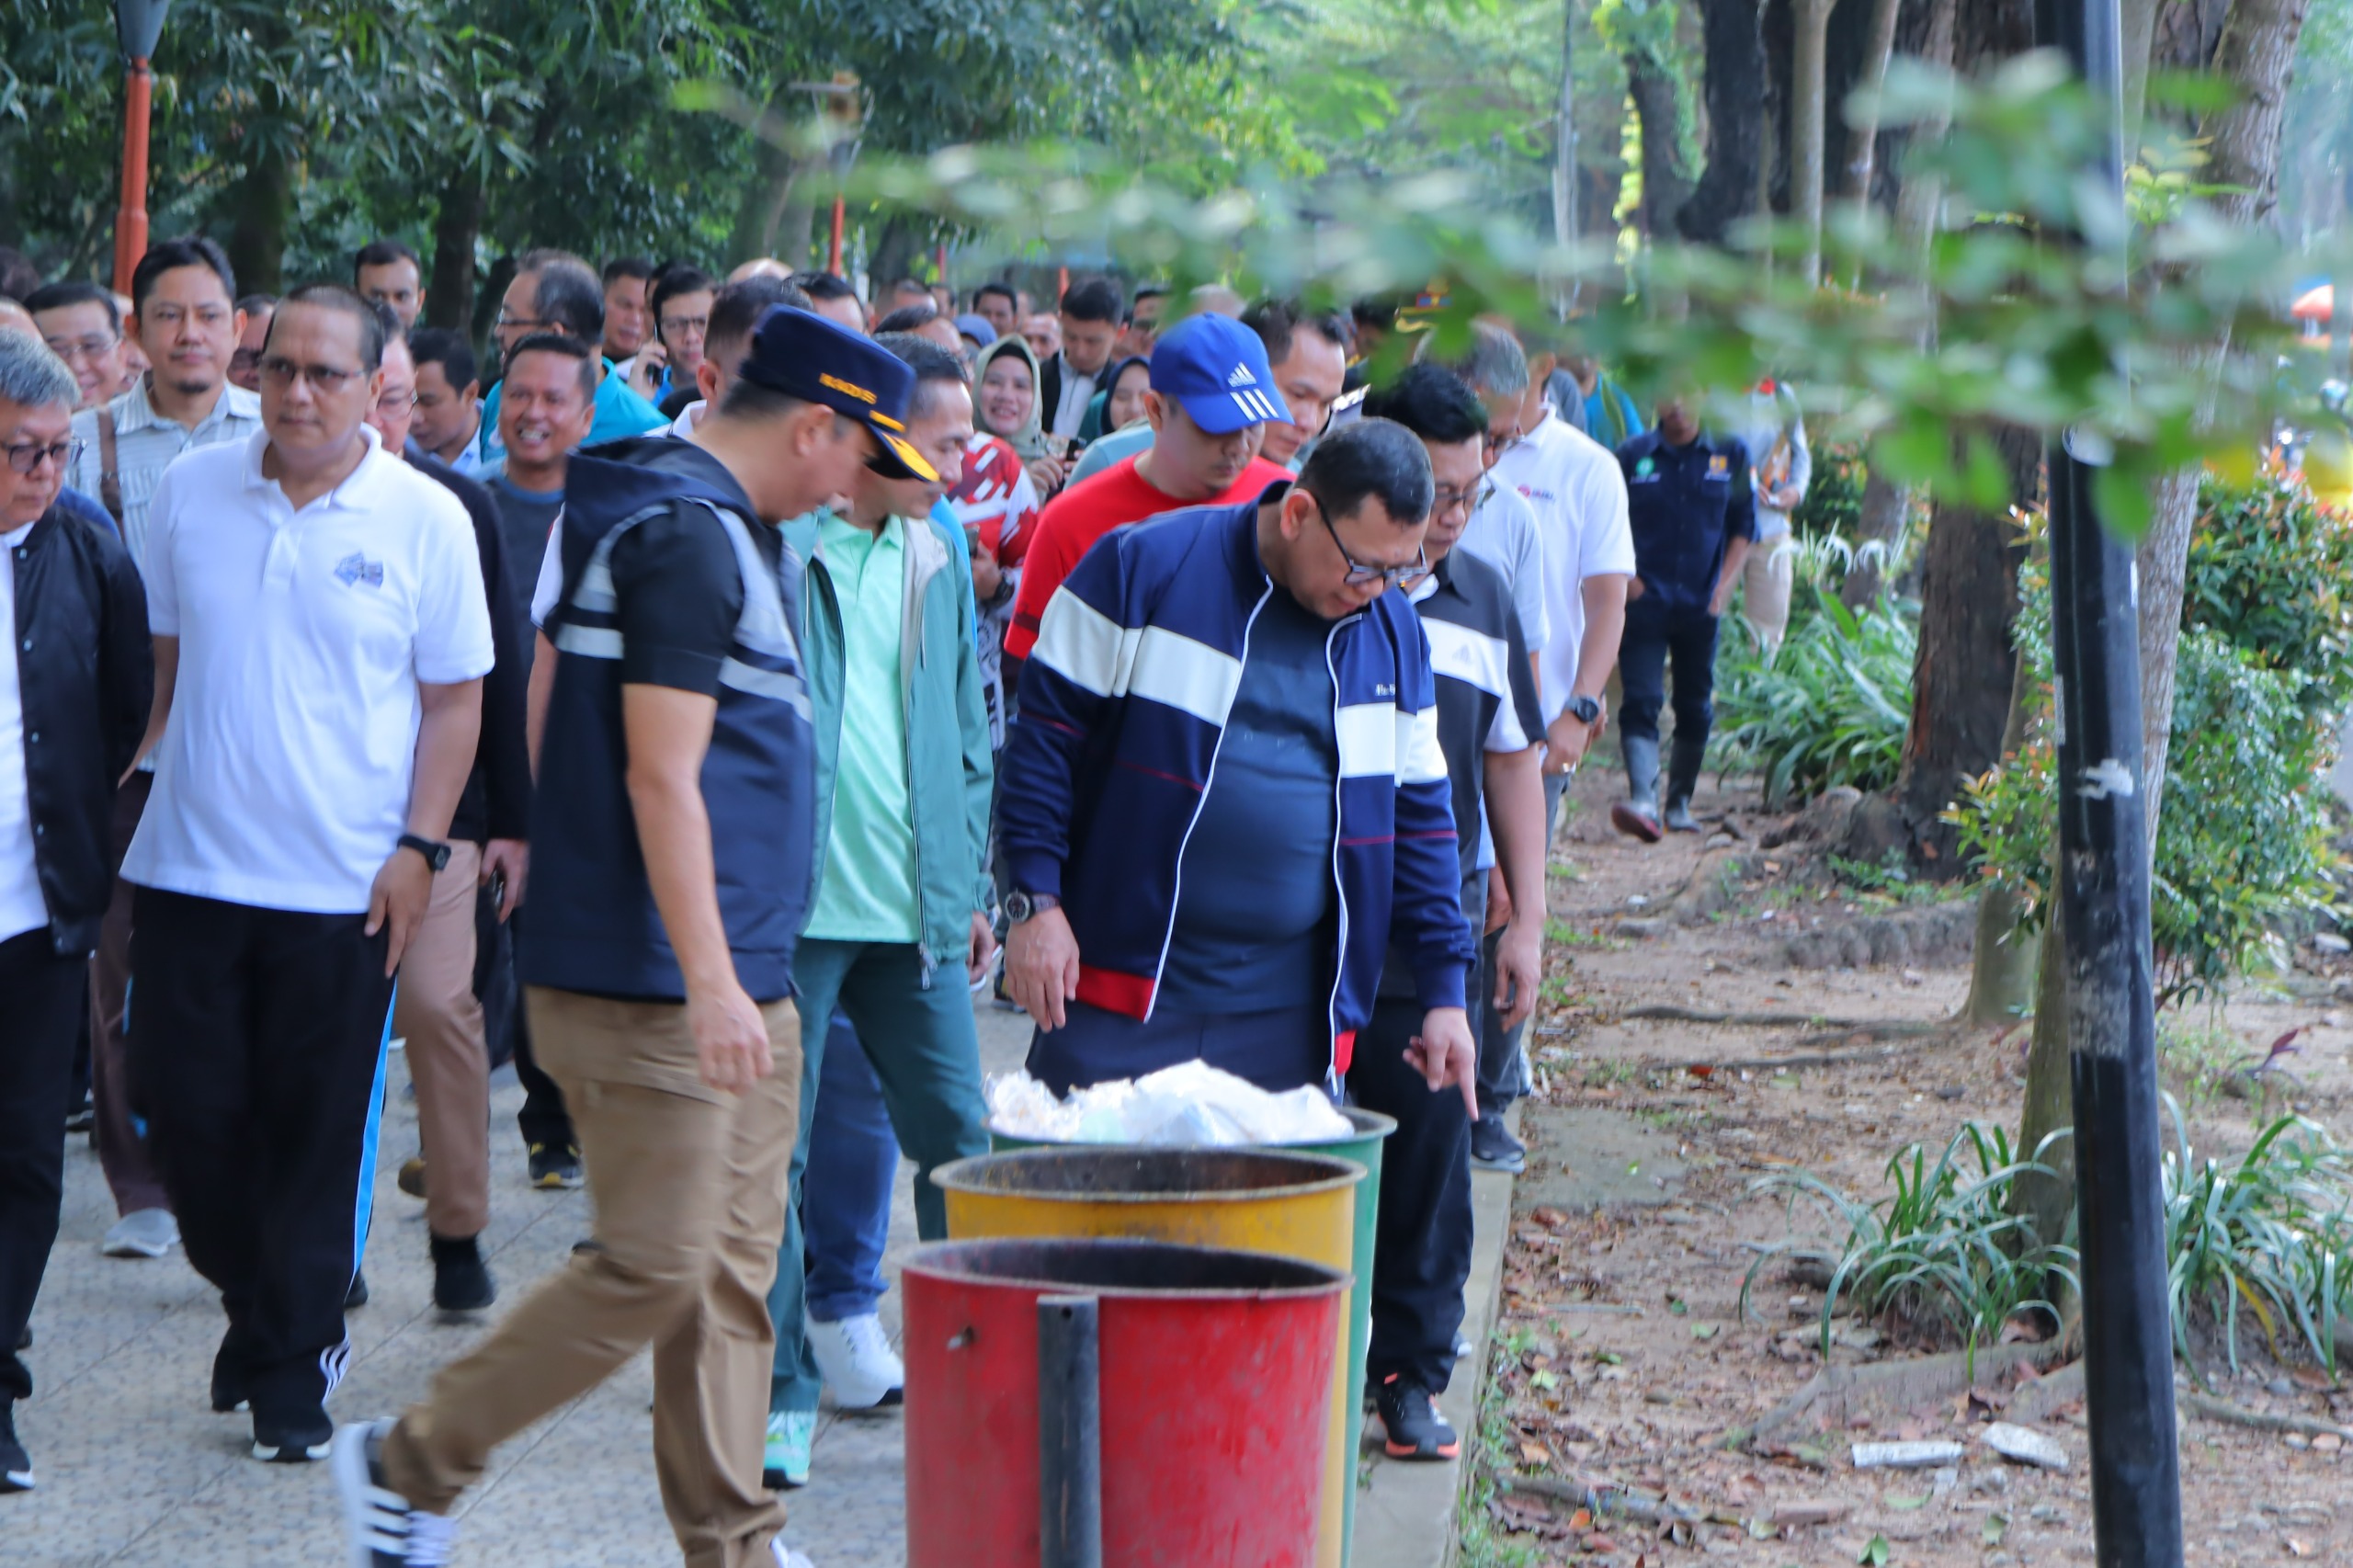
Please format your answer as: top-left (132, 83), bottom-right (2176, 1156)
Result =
top-left (6, 1000), bottom-right (1506, 1566)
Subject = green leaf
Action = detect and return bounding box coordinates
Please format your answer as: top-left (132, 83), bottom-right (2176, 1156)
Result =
top-left (1983, 1512), bottom-right (2009, 1546)
top-left (1860, 1532), bottom-right (1892, 1565)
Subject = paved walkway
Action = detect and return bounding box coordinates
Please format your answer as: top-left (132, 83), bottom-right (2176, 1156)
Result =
top-left (10, 998), bottom-right (1499, 1566)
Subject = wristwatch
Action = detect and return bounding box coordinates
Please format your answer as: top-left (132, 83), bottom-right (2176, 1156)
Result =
top-left (398, 833), bottom-right (453, 873)
top-left (1004, 890), bottom-right (1061, 925)
top-left (1568, 695), bottom-right (1604, 726)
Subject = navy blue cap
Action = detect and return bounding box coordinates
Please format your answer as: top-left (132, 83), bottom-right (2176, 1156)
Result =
top-left (1148, 313), bottom-right (1291, 436)
top-left (737, 305), bottom-right (937, 482)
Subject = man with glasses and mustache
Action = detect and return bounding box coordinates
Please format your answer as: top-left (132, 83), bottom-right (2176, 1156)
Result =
top-left (0, 330), bottom-right (153, 1494)
top-left (475, 249), bottom-right (665, 470)
top-left (59, 239), bottom-right (265, 1267)
top-left (998, 417), bottom-right (1479, 1135)
top-left (121, 283), bottom-right (492, 1466)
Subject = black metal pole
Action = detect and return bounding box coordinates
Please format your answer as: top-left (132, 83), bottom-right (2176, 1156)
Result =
top-left (1038, 1294), bottom-right (1103, 1568)
top-left (2035, 0), bottom-right (2185, 1561)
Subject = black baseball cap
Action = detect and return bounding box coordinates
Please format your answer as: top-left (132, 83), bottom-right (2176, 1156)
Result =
top-left (736, 305), bottom-right (938, 482)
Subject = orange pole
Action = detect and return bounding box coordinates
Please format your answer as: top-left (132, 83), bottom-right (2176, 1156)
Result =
top-left (1057, 266), bottom-right (1069, 304)
top-left (112, 58), bottom-right (153, 298)
top-left (828, 195), bottom-right (847, 277)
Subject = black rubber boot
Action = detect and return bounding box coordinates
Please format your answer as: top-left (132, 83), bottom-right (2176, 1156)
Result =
top-left (1663, 733), bottom-right (1708, 833)
top-left (1611, 734), bottom-right (1662, 841)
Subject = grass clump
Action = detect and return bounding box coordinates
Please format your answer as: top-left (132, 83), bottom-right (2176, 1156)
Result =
top-left (1743, 1123), bottom-right (2076, 1356)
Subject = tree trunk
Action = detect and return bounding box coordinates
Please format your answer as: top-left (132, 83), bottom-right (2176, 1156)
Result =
top-left (1678, 0), bottom-right (1769, 244)
top-left (1626, 51), bottom-right (1697, 238)
top-left (2012, 893), bottom-right (2077, 1247)
top-left (1961, 651), bottom-right (2043, 1025)
top-left (225, 140), bottom-right (294, 297)
top-left (426, 168), bottom-right (483, 335)
top-left (1837, 0), bottom-right (1904, 220)
top-left (2120, 0), bottom-right (2162, 153)
top-left (1892, 426), bottom-right (2036, 871)
top-left (1552, 0), bottom-right (1581, 309)
top-left (1790, 0), bottom-right (1839, 285)
top-left (728, 90), bottom-right (818, 267)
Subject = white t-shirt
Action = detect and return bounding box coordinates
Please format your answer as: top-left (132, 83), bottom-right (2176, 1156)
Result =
top-left (1490, 409), bottom-right (1634, 723)
top-left (0, 520), bottom-right (44, 941)
top-left (1453, 483), bottom-right (1549, 656)
top-left (1049, 364), bottom-right (1099, 441)
top-left (125, 429), bottom-right (495, 915)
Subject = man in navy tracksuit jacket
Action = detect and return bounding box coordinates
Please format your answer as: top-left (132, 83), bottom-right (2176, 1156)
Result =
top-left (996, 418), bottom-right (1479, 1109)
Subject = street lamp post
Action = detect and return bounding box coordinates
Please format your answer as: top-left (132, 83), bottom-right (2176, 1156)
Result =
top-left (111, 0), bottom-right (172, 297)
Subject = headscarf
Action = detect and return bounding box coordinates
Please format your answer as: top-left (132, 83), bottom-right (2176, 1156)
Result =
top-left (973, 335), bottom-right (1050, 460)
top-left (1077, 354), bottom-right (1153, 447)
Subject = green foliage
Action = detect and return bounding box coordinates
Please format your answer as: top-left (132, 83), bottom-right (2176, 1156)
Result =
top-left (1949, 481), bottom-right (2345, 999)
top-left (1712, 577), bottom-right (1916, 805)
top-left (1743, 1123), bottom-right (2078, 1354)
top-left (2181, 470), bottom-right (2353, 714)
top-left (1791, 443), bottom-right (1866, 541)
top-left (2163, 1103), bottom-right (2353, 1378)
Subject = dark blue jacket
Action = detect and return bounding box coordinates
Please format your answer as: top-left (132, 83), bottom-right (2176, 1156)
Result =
top-left (523, 446), bottom-right (816, 1002)
top-left (998, 494), bottom-right (1475, 1081)
top-left (1617, 430), bottom-right (1756, 614)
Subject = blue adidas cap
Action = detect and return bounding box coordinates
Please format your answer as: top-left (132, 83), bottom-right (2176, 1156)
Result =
top-left (737, 305), bottom-right (938, 482)
top-left (1148, 313), bottom-right (1292, 436)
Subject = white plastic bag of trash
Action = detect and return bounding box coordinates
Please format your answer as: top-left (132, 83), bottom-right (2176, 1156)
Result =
top-left (986, 1059), bottom-right (1353, 1146)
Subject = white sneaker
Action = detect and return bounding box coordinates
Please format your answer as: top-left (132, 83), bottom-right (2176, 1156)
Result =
top-left (806, 1312), bottom-right (904, 1410)
top-left (771, 1539), bottom-right (815, 1568)
top-left (102, 1208), bottom-right (179, 1258)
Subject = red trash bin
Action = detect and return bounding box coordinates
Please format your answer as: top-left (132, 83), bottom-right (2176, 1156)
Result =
top-left (904, 1237), bottom-right (1347, 1568)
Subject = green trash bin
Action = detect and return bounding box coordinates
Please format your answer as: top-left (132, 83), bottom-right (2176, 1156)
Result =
top-left (988, 1106), bottom-right (1396, 1565)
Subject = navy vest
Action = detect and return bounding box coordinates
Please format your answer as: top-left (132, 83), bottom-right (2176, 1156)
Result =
top-left (522, 445), bottom-right (816, 1002)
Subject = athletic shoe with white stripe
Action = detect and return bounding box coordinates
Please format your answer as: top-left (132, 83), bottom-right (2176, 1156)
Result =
top-left (333, 1419), bottom-right (459, 1566)
top-left (0, 1401), bottom-right (33, 1492)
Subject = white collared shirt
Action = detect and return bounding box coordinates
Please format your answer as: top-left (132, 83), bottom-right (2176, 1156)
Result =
top-left (65, 377), bottom-right (265, 569)
top-left (1489, 409), bottom-right (1635, 722)
top-left (0, 519), bottom-right (44, 941)
top-left (124, 428), bottom-right (495, 914)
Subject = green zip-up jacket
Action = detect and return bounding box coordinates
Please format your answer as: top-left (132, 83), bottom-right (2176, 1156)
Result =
top-left (785, 506), bottom-right (995, 977)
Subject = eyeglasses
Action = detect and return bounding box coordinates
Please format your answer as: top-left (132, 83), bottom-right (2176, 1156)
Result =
top-left (375, 387), bottom-right (417, 415)
top-left (1483, 426), bottom-right (1522, 460)
top-left (258, 356), bottom-right (365, 392)
top-left (1432, 480), bottom-right (1492, 517)
top-left (4, 437), bottom-right (83, 476)
top-left (494, 310), bottom-right (547, 333)
top-left (1309, 492), bottom-right (1426, 588)
top-left (230, 347), bottom-right (266, 376)
top-left (659, 313), bottom-right (710, 339)
top-left (43, 335), bottom-right (119, 364)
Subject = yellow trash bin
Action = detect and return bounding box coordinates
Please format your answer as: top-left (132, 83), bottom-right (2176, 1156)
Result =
top-left (935, 1147), bottom-right (1363, 1568)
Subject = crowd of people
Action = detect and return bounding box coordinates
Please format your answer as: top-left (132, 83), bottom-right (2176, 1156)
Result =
top-left (0, 233), bottom-right (1807, 1566)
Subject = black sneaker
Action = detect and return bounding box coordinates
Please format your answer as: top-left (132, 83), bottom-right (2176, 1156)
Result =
top-left (64, 1092), bottom-right (93, 1135)
top-left (14, 1324), bottom-right (27, 1351)
top-left (346, 1269), bottom-right (370, 1310)
top-left (334, 1418), bottom-right (460, 1566)
top-left (210, 1336), bottom-right (249, 1413)
top-left (1469, 1117), bottom-right (1527, 1174)
top-left (0, 1402), bottom-right (32, 1492)
top-left (253, 1406), bottom-right (333, 1463)
top-left (430, 1233), bottom-right (496, 1314)
top-left (528, 1142), bottom-right (584, 1189)
top-left (1373, 1373), bottom-right (1459, 1460)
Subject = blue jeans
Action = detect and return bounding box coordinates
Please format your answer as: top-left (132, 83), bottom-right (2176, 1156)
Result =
top-left (801, 1011), bottom-right (898, 1324)
top-left (767, 938), bottom-right (990, 1415)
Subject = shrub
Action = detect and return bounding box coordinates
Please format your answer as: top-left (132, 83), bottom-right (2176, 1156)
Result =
top-left (2182, 470), bottom-right (2353, 714)
top-left (1712, 579), bottom-right (1916, 805)
top-left (1743, 1122), bottom-right (2076, 1355)
top-left (1792, 441), bottom-right (1866, 540)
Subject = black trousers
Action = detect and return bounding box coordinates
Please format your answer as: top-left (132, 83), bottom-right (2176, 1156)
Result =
top-left (501, 905), bottom-right (574, 1151)
top-left (1617, 600), bottom-right (1722, 748)
top-left (0, 928), bottom-right (87, 1403)
top-left (130, 889), bottom-right (394, 1423)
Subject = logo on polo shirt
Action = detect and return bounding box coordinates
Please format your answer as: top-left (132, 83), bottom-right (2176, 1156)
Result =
top-left (334, 551), bottom-right (384, 588)
top-left (1707, 454), bottom-right (1730, 477)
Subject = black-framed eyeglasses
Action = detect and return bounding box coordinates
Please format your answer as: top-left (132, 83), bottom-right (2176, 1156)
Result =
top-left (1432, 479), bottom-right (1492, 517)
top-left (1308, 491), bottom-right (1426, 588)
top-left (4, 437), bottom-right (83, 476)
top-left (494, 310), bottom-right (547, 333)
top-left (258, 356), bottom-right (365, 392)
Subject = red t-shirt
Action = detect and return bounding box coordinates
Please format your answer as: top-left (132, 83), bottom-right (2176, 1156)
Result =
top-left (1006, 454), bottom-right (1294, 659)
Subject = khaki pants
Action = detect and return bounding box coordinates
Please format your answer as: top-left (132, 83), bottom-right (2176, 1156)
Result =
top-left (392, 842), bottom-right (491, 1239)
top-left (1741, 532), bottom-right (1798, 659)
top-left (383, 986), bottom-right (802, 1568)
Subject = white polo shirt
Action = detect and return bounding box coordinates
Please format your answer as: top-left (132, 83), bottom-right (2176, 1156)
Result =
top-left (1490, 409), bottom-right (1635, 722)
top-left (0, 520), bottom-right (45, 942)
top-left (124, 428), bottom-right (495, 915)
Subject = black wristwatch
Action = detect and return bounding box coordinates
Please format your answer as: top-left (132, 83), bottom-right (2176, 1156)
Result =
top-left (397, 833), bottom-right (452, 873)
top-left (1004, 890), bottom-right (1061, 924)
top-left (1568, 695), bottom-right (1604, 726)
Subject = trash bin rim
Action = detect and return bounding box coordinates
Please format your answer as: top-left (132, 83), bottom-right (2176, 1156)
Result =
top-left (933, 1146), bottom-right (1365, 1206)
top-left (903, 1236), bottom-right (1352, 1301)
top-left (983, 1104), bottom-right (1399, 1147)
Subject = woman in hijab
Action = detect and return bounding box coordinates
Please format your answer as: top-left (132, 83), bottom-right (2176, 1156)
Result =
top-left (1074, 354), bottom-right (1151, 448)
top-left (973, 335), bottom-right (1065, 501)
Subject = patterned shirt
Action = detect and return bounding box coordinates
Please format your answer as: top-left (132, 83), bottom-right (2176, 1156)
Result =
top-left (66, 378), bottom-right (265, 573)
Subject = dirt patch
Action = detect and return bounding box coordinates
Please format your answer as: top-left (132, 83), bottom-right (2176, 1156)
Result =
top-left (1479, 764), bottom-right (2353, 1566)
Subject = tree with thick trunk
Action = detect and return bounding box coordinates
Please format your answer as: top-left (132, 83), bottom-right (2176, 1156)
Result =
top-left (426, 170), bottom-right (483, 335)
top-left (1626, 49), bottom-right (1698, 236)
top-left (1678, 0), bottom-right (1769, 244)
